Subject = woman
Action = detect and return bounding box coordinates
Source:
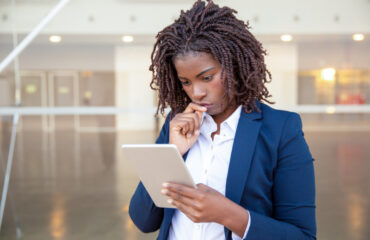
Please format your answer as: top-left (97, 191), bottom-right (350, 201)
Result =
top-left (129, 1), bottom-right (316, 239)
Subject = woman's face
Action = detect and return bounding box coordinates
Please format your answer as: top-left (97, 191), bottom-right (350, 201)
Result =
top-left (173, 52), bottom-right (237, 124)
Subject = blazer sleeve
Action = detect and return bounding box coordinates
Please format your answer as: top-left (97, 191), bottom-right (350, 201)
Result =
top-left (128, 115), bottom-right (170, 233)
top-left (246, 113), bottom-right (316, 240)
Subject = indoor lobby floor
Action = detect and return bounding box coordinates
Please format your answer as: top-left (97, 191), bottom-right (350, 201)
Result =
top-left (0, 116), bottom-right (369, 240)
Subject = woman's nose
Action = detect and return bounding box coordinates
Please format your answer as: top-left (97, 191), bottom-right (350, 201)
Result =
top-left (192, 84), bottom-right (206, 100)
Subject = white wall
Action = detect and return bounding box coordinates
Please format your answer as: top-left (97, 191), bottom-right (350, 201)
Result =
top-left (0, 44), bottom-right (114, 71)
top-left (264, 44), bottom-right (298, 106)
top-left (298, 42), bottom-right (370, 70)
top-left (115, 45), bottom-right (155, 130)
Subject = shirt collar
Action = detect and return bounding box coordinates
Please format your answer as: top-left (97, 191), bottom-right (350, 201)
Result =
top-left (224, 105), bottom-right (242, 133)
top-left (200, 105), bottom-right (242, 135)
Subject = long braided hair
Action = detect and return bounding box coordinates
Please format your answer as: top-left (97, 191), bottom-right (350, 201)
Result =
top-left (150, 0), bottom-right (273, 116)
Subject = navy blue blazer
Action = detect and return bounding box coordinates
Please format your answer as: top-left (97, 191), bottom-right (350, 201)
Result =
top-left (129, 102), bottom-right (316, 240)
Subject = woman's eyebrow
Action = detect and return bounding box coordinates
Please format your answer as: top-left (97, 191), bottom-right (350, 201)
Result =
top-left (178, 67), bottom-right (215, 80)
top-left (196, 67), bottom-right (215, 78)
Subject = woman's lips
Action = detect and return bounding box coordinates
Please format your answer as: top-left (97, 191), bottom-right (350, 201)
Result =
top-left (199, 103), bottom-right (212, 109)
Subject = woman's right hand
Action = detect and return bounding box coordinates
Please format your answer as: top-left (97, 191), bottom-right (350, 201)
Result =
top-left (169, 103), bottom-right (207, 156)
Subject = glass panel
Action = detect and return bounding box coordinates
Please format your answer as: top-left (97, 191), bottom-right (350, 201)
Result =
top-left (0, 72), bottom-right (14, 106)
top-left (298, 69), bottom-right (370, 105)
top-left (79, 71), bottom-right (115, 106)
top-left (296, 38), bottom-right (370, 105)
top-left (79, 115), bottom-right (115, 128)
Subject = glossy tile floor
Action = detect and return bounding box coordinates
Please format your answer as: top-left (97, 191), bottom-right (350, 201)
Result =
top-left (0, 116), bottom-right (369, 240)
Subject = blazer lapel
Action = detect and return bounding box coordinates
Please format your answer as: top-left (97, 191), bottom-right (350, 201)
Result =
top-left (225, 107), bottom-right (262, 204)
top-left (224, 107), bottom-right (262, 239)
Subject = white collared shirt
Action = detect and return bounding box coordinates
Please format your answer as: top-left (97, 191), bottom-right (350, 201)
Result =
top-left (168, 105), bottom-right (251, 240)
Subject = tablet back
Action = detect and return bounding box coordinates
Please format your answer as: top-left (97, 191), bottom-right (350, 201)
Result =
top-left (122, 144), bottom-right (195, 208)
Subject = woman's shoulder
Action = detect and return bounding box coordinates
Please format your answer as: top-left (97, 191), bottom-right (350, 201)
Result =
top-left (260, 102), bottom-right (300, 121)
top-left (258, 102), bottom-right (303, 134)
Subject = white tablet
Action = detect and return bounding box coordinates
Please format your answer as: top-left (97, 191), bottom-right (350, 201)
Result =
top-left (122, 144), bottom-right (196, 208)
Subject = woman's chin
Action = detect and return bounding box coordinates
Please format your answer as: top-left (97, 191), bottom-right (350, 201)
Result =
top-left (207, 107), bottom-right (222, 117)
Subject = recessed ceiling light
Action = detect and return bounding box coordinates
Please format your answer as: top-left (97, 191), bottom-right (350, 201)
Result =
top-left (49, 35), bottom-right (62, 43)
top-left (280, 34), bottom-right (292, 42)
top-left (352, 33), bottom-right (364, 41)
top-left (121, 35), bottom-right (134, 43)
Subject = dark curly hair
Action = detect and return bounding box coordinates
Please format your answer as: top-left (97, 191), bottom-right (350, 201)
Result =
top-left (149, 0), bottom-right (273, 116)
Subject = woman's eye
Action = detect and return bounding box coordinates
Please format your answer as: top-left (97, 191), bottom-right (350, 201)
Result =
top-left (181, 81), bottom-right (190, 86)
top-left (203, 75), bottom-right (213, 81)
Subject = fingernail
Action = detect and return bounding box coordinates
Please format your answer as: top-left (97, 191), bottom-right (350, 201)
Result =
top-left (162, 182), bottom-right (169, 187)
top-left (161, 189), bottom-right (168, 195)
top-left (167, 198), bottom-right (174, 204)
top-left (187, 133), bottom-right (192, 138)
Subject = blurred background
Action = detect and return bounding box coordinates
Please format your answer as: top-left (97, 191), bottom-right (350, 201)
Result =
top-left (0, 0), bottom-right (369, 239)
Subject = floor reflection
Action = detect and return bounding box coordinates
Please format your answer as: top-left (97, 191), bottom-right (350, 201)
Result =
top-left (0, 117), bottom-right (369, 240)
top-left (347, 192), bottom-right (366, 240)
top-left (49, 193), bottom-right (66, 240)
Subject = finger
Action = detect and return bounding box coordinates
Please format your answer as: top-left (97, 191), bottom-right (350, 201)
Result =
top-left (196, 183), bottom-right (214, 193)
top-left (163, 182), bottom-right (199, 199)
top-left (195, 110), bottom-right (204, 125)
top-left (196, 183), bottom-right (208, 189)
top-left (188, 112), bottom-right (200, 133)
top-left (173, 111), bottom-right (202, 134)
top-left (184, 102), bottom-right (207, 114)
top-left (163, 189), bottom-right (203, 211)
top-left (167, 198), bottom-right (201, 220)
top-left (178, 118), bottom-right (193, 136)
top-left (174, 119), bottom-right (190, 135)
top-left (175, 117), bottom-right (196, 137)
top-left (182, 116), bottom-right (196, 136)
top-left (168, 198), bottom-right (198, 218)
top-left (179, 113), bottom-right (201, 135)
top-left (182, 114), bottom-right (200, 136)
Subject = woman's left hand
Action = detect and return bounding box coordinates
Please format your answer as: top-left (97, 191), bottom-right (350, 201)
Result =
top-left (161, 182), bottom-right (229, 224)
